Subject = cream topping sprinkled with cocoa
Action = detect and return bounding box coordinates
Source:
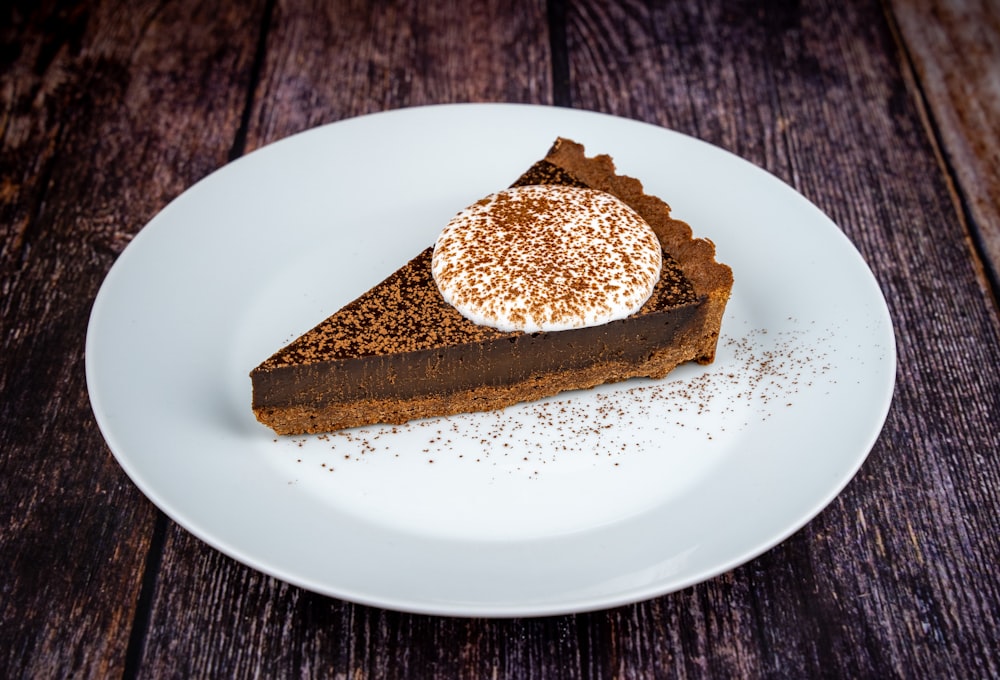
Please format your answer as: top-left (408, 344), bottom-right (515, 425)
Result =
top-left (432, 185), bottom-right (663, 332)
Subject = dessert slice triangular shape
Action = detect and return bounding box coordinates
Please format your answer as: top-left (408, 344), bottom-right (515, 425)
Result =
top-left (251, 138), bottom-right (732, 435)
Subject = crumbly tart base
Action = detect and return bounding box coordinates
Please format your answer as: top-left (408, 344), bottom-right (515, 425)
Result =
top-left (251, 138), bottom-right (733, 435)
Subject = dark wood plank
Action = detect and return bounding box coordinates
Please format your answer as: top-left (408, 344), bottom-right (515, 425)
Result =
top-left (0, 1), bottom-right (267, 677)
top-left (889, 0), bottom-right (1000, 288)
top-left (244, 0), bottom-right (554, 150)
top-left (563, 0), bottom-right (1000, 677)
top-left (131, 0), bottom-right (556, 676)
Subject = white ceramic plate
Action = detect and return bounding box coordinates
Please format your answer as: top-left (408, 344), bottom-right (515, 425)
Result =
top-left (87, 104), bottom-right (895, 617)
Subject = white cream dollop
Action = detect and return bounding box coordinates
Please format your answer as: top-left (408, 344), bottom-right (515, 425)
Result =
top-left (431, 185), bottom-right (662, 333)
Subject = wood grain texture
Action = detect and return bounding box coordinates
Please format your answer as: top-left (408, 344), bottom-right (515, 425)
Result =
top-left (889, 0), bottom-right (1000, 289)
top-left (1, 0), bottom-right (266, 677)
top-left (244, 0), bottom-right (553, 150)
top-left (2, 0), bottom-right (999, 678)
top-left (561, 1), bottom-right (1000, 676)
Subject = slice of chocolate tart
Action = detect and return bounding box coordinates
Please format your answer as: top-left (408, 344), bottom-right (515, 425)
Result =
top-left (250, 138), bottom-right (733, 435)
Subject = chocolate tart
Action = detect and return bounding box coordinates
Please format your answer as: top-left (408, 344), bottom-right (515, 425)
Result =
top-left (251, 138), bottom-right (733, 435)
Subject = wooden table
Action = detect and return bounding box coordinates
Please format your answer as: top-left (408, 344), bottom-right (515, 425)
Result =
top-left (3, 1), bottom-right (999, 677)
